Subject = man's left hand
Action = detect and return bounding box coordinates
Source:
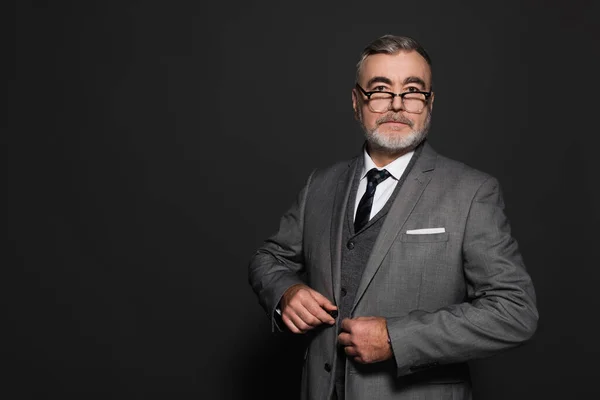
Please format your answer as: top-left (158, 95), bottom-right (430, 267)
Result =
top-left (338, 317), bottom-right (393, 364)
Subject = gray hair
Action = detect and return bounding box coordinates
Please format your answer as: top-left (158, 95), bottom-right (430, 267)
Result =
top-left (356, 35), bottom-right (433, 88)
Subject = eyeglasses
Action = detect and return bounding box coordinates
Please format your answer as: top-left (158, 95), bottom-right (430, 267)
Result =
top-left (355, 84), bottom-right (432, 114)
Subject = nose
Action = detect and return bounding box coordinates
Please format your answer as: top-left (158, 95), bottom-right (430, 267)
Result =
top-left (390, 94), bottom-right (404, 111)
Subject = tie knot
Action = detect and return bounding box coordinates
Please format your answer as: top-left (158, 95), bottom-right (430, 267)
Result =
top-left (366, 168), bottom-right (391, 187)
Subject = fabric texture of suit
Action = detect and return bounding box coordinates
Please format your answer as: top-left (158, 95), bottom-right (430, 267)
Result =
top-left (248, 141), bottom-right (538, 400)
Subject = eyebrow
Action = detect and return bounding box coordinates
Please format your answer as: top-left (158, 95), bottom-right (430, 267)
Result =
top-left (403, 76), bottom-right (427, 89)
top-left (366, 76), bottom-right (393, 87)
top-left (365, 75), bottom-right (428, 90)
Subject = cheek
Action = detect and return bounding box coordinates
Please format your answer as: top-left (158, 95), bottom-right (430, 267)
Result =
top-left (362, 111), bottom-right (379, 129)
top-left (412, 114), bottom-right (428, 128)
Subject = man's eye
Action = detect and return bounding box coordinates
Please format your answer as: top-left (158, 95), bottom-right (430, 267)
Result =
top-left (406, 87), bottom-right (419, 92)
top-left (374, 86), bottom-right (387, 92)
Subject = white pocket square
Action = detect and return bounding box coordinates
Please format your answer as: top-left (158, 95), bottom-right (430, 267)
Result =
top-left (406, 228), bottom-right (446, 234)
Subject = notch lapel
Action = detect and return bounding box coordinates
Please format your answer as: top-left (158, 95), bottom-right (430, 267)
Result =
top-left (351, 144), bottom-right (438, 314)
top-left (330, 157), bottom-right (361, 306)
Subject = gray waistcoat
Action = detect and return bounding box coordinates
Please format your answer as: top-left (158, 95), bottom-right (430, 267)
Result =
top-left (334, 145), bottom-right (422, 399)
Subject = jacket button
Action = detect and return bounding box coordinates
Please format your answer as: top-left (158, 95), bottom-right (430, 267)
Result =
top-left (341, 287), bottom-right (347, 297)
top-left (324, 363), bottom-right (332, 372)
top-left (347, 241), bottom-right (355, 250)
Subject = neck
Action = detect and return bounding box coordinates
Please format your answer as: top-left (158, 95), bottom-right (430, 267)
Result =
top-left (366, 143), bottom-right (413, 167)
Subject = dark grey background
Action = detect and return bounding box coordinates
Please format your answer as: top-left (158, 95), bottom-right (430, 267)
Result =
top-left (9, 0), bottom-right (598, 398)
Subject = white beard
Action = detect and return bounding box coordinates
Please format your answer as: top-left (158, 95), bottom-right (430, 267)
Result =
top-left (361, 112), bottom-right (431, 153)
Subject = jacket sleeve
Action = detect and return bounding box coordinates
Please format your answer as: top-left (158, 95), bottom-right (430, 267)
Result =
top-left (248, 171), bottom-right (315, 332)
top-left (387, 176), bottom-right (539, 377)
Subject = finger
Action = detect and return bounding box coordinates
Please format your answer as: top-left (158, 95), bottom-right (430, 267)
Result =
top-left (281, 314), bottom-right (302, 334)
top-left (340, 318), bottom-right (353, 333)
top-left (354, 356), bottom-right (365, 364)
top-left (283, 300), bottom-right (321, 328)
top-left (309, 290), bottom-right (337, 311)
top-left (295, 305), bottom-right (324, 328)
top-left (286, 310), bottom-right (312, 332)
top-left (304, 301), bottom-right (336, 325)
top-left (338, 332), bottom-right (352, 346)
top-left (344, 346), bottom-right (358, 357)
top-left (292, 314), bottom-right (313, 332)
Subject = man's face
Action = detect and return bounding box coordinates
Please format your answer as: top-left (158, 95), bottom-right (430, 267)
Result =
top-left (352, 51), bottom-right (434, 152)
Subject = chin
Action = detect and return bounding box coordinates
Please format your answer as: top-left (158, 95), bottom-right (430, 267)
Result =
top-left (366, 129), bottom-right (427, 153)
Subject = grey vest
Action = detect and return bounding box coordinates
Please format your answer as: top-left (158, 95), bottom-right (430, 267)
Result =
top-left (334, 145), bottom-right (422, 399)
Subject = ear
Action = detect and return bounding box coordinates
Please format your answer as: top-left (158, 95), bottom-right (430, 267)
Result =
top-left (352, 88), bottom-right (359, 120)
top-left (429, 92), bottom-right (435, 113)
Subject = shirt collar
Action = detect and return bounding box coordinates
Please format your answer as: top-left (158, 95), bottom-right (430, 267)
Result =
top-left (361, 147), bottom-right (415, 181)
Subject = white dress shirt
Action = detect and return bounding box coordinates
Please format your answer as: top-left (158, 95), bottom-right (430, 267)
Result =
top-left (353, 149), bottom-right (415, 221)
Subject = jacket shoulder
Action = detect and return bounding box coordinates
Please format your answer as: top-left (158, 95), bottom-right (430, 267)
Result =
top-left (433, 151), bottom-right (496, 188)
top-left (308, 157), bottom-right (358, 187)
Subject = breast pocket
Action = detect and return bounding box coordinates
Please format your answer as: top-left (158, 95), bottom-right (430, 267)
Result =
top-left (400, 232), bottom-right (449, 243)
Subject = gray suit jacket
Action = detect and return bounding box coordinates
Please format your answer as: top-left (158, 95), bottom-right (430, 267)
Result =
top-left (249, 142), bottom-right (538, 400)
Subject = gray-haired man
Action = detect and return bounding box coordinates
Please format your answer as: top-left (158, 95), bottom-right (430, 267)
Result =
top-left (249, 34), bottom-right (538, 400)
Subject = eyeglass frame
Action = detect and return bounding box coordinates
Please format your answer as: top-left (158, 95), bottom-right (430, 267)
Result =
top-left (355, 83), bottom-right (433, 114)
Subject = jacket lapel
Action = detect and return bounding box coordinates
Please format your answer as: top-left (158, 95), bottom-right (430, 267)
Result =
top-left (330, 157), bottom-right (361, 306)
top-left (351, 143), bottom-right (438, 314)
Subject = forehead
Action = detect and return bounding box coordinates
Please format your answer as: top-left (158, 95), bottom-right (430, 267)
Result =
top-left (358, 51), bottom-right (432, 86)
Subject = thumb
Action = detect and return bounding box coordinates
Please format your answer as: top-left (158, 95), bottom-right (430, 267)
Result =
top-left (310, 290), bottom-right (337, 310)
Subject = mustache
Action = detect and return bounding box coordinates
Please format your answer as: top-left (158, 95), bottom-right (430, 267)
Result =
top-left (376, 114), bottom-right (413, 127)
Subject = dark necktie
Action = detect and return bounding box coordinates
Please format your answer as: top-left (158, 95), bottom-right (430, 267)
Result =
top-left (354, 168), bottom-right (391, 232)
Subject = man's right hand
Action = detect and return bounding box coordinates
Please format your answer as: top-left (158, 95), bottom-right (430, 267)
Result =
top-left (280, 284), bottom-right (338, 334)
